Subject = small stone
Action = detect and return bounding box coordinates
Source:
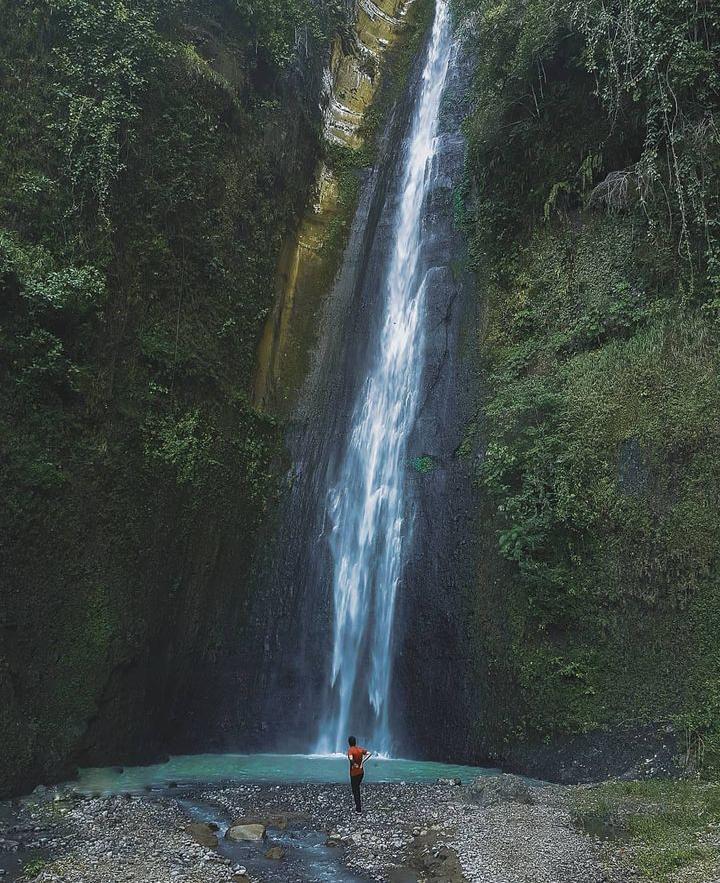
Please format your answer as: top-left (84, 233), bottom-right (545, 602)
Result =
top-left (265, 846), bottom-right (285, 860)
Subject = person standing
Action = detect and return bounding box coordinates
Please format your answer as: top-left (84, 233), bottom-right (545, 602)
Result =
top-left (347, 736), bottom-right (372, 813)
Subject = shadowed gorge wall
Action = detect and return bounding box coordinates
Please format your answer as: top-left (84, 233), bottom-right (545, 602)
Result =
top-left (217, 12), bottom-right (481, 763)
top-left (0, 0), bottom-right (346, 797)
top-left (1, 0), bottom-right (719, 799)
top-left (253, 0), bottom-right (435, 417)
top-left (452, 0), bottom-right (720, 779)
top-left (0, 0), bottom-right (442, 797)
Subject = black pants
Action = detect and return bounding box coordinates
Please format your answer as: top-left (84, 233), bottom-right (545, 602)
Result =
top-left (350, 772), bottom-right (364, 811)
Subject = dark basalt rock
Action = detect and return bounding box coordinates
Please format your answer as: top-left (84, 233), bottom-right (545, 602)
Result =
top-left (501, 723), bottom-right (682, 784)
top-left (467, 774), bottom-right (537, 807)
top-left (393, 40), bottom-right (480, 763)
top-left (216, 24), bottom-right (481, 762)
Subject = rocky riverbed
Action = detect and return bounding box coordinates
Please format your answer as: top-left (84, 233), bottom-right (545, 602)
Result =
top-left (0, 775), bottom-right (638, 883)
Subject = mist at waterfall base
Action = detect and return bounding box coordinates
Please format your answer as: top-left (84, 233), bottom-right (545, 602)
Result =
top-left (235, 0), bottom-right (480, 764)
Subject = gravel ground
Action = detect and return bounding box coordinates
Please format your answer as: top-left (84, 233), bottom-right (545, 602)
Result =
top-left (450, 784), bottom-right (629, 883)
top-left (0, 776), bottom-right (634, 883)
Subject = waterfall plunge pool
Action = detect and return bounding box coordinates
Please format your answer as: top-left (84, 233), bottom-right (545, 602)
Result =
top-left (39, 755), bottom-right (500, 883)
top-left (68, 753), bottom-right (498, 795)
top-left (1, 758), bottom-right (498, 883)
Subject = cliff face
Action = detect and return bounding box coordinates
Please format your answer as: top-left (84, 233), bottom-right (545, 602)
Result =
top-left (452, 0), bottom-right (720, 778)
top-left (0, 0), bottom-right (437, 797)
top-left (2, 0), bottom-right (718, 797)
top-left (0, 0), bottom-right (338, 797)
top-left (203, 0), bottom-right (454, 756)
top-left (253, 0), bottom-right (434, 417)
top-left (392, 42), bottom-right (480, 761)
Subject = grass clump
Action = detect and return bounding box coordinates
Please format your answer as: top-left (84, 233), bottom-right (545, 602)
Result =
top-left (574, 780), bottom-right (720, 881)
top-left (21, 859), bottom-right (47, 880)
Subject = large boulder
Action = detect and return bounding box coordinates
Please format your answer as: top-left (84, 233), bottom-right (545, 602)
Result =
top-left (468, 774), bottom-right (538, 807)
top-left (226, 823), bottom-right (266, 842)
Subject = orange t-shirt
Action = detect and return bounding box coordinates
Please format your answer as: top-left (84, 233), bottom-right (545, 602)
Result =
top-left (348, 746), bottom-right (366, 776)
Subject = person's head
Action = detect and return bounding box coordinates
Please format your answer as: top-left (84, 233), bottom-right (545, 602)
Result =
top-left (348, 736), bottom-right (357, 747)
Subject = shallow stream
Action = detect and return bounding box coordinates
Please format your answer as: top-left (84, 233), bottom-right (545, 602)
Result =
top-left (178, 794), bottom-right (366, 883)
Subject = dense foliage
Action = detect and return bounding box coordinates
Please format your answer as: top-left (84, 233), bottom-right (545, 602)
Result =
top-left (454, 0), bottom-right (720, 769)
top-left (0, 0), bottom-right (341, 794)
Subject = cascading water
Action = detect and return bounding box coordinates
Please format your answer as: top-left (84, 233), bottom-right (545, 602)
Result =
top-left (315, 0), bottom-right (453, 755)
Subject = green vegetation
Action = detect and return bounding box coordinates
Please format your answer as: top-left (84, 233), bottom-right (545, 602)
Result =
top-left (574, 780), bottom-right (720, 880)
top-left (454, 0), bottom-right (720, 768)
top-left (319, 142), bottom-right (365, 261)
top-left (0, 0), bottom-right (343, 795)
top-left (20, 858), bottom-right (47, 880)
top-left (411, 455), bottom-right (436, 474)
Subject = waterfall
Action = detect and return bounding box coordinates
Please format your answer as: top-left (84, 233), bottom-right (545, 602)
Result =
top-left (315, 0), bottom-right (453, 755)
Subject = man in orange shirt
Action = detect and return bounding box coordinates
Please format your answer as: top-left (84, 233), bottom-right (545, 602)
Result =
top-left (347, 736), bottom-right (372, 813)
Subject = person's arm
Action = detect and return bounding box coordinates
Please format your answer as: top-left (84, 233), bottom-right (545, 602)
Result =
top-left (361, 750), bottom-right (373, 767)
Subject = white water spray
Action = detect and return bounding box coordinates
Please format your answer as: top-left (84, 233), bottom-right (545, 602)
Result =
top-left (316, 0), bottom-right (453, 755)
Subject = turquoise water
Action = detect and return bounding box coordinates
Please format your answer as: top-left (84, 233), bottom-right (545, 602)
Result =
top-left (70, 753), bottom-right (497, 795)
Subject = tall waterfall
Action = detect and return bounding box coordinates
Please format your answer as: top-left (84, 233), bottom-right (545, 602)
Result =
top-left (315, 0), bottom-right (453, 755)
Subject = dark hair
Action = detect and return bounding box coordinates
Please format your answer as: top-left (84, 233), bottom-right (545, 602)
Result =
top-left (348, 736), bottom-right (356, 747)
